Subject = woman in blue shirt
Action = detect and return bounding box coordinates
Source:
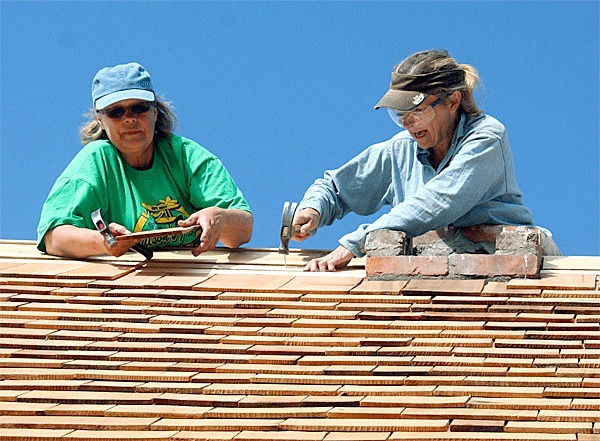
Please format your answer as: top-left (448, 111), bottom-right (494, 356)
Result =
top-left (293, 49), bottom-right (553, 271)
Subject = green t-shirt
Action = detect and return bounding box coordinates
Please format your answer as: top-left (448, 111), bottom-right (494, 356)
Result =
top-left (37, 135), bottom-right (251, 252)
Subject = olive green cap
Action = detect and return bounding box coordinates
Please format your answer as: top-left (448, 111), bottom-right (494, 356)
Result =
top-left (375, 68), bottom-right (465, 111)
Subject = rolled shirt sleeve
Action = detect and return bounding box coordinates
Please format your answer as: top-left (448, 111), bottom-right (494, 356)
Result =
top-left (297, 140), bottom-right (395, 228)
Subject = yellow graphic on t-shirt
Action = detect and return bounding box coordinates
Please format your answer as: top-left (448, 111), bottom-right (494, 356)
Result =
top-left (133, 196), bottom-right (200, 249)
top-left (133, 196), bottom-right (190, 232)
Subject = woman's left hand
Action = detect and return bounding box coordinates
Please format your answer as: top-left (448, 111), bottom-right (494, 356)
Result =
top-left (178, 207), bottom-right (224, 256)
top-left (304, 245), bottom-right (355, 272)
top-left (178, 207), bottom-right (253, 256)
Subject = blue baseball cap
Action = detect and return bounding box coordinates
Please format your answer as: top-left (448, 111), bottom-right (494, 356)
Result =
top-left (92, 62), bottom-right (155, 110)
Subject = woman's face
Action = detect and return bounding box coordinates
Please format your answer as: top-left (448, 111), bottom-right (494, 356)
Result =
top-left (97, 99), bottom-right (158, 162)
top-left (406, 92), bottom-right (461, 151)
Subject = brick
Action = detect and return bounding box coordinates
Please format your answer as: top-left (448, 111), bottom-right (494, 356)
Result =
top-left (461, 225), bottom-right (505, 244)
top-left (449, 254), bottom-right (540, 278)
top-left (412, 227), bottom-right (497, 256)
top-left (365, 229), bottom-right (411, 257)
top-left (496, 226), bottom-right (542, 255)
top-left (367, 256), bottom-right (449, 278)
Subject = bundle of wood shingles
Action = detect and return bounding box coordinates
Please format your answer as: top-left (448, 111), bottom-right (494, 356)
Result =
top-left (0, 242), bottom-right (598, 441)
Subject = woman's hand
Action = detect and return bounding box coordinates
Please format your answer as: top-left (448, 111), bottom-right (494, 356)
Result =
top-left (292, 208), bottom-right (320, 242)
top-left (178, 207), bottom-right (253, 256)
top-left (304, 245), bottom-right (355, 272)
top-left (106, 223), bottom-right (143, 257)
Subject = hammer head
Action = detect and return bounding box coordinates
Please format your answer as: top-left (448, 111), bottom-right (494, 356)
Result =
top-left (91, 209), bottom-right (117, 247)
top-left (278, 201), bottom-right (298, 255)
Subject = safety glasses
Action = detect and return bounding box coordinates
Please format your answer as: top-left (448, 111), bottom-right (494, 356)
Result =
top-left (97, 101), bottom-right (155, 119)
top-left (388, 97), bottom-right (442, 129)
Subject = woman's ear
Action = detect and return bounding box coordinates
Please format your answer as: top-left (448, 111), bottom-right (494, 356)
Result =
top-left (96, 118), bottom-right (103, 130)
top-left (447, 91), bottom-right (462, 112)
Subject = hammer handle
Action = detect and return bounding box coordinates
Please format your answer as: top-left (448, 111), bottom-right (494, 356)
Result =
top-left (131, 243), bottom-right (153, 260)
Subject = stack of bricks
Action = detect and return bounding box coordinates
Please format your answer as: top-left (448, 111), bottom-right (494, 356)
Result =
top-left (366, 225), bottom-right (543, 280)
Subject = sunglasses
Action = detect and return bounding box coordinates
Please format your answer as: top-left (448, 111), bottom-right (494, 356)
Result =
top-left (97, 101), bottom-right (155, 119)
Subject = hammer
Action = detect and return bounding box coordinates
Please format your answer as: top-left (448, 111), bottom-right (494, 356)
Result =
top-left (91, 208), bottom-right (153, 260)
top-left (278, 201), bottom-right (299, 266)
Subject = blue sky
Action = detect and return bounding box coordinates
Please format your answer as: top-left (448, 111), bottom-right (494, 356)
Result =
top-left (1, 1), bottom-right (598, 256)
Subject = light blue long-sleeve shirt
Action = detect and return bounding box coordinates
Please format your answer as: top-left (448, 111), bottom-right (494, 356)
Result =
top-left (298, 113), bottom-right (534, 257)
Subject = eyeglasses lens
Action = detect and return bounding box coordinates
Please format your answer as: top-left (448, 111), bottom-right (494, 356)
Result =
top-left (387, 105), bottom-right (434, 129)
top-left (387, 97), bottom-right (442, 129)
top-left (104, 102), bottom-right (153, 119)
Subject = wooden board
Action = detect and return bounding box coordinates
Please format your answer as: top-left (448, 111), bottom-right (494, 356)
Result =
top-left (115, 225), bottom-right (202, 242)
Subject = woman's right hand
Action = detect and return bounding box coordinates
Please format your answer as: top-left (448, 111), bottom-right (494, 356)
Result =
top-left (106, 222), bottom-right (143, 257)
top-left (291, 208), bottom-right (320, 242)
top-left (44, 223), bottom-right (142, 259)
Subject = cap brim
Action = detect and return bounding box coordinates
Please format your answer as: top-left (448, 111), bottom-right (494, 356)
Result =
top-left (374, 89), bottom-right (428, 112)
top-left (95, 89), bottom-right (155, 110)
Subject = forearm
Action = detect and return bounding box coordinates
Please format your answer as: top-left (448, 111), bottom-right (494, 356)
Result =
top-left (298, 174), bottom-right (341, 228)
top-left (219, 209), bottom-right (253, 248)
top-left (299, 143), bottom-right (393, 228)
top-left (44, 225), bottom-right (106, 259)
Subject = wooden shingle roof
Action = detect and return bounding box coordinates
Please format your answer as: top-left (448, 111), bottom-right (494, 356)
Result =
top-left (0, 241), bottom-right (599, 440)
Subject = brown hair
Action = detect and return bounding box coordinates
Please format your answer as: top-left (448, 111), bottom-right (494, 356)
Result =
top-left (79, 97), bottom-right (177, 145)
top-left (394, 49), bottom-right (481, 116)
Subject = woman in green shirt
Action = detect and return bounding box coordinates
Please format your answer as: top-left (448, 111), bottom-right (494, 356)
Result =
top-left (38, 62), bottom-right (253, 259)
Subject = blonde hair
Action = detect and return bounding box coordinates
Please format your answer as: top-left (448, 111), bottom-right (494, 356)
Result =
top-left (395, 49), bottom-right (481, 116)
top-left (79, 97), bottom-right (177, 145)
